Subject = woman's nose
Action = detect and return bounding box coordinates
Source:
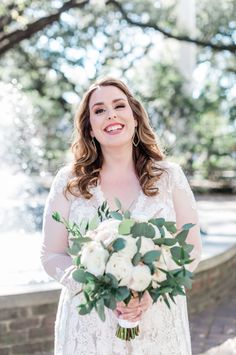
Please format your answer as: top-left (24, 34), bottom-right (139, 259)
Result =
top-left (107, 108), bottom-right (117, 120)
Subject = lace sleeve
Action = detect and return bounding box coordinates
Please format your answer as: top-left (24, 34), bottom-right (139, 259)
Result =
top-left (170, 163), bottom-right (202, 272)
top-left (40, 166), bottom-right (81, 295)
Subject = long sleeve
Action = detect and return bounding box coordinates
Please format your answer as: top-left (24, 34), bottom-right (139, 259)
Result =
top-left (40, 166), bottom-right (81, 294)
top-left (170, 164), bottom-right (202, 272)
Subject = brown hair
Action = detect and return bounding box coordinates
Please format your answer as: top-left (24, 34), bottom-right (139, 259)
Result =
top-left (66, 77), bottom-right (165, 199)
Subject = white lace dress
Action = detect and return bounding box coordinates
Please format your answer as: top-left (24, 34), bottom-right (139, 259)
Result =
top-left (41, 161), bottom-right (202, 355)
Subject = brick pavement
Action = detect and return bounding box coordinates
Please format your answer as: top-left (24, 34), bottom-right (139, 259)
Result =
top-left (189, 287), bottom-right (236, 354)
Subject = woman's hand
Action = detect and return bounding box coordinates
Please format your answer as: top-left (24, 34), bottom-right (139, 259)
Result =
top-left (114, 291), bottom-right (153, 322)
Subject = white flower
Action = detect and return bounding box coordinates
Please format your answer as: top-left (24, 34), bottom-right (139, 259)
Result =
top-left (80, 241), bottom-right (109, 276)
top-left (105, 253), bottom-right (133, 286)
top-left (129, 264), bottom-right (152, 292)
top-left (117, 235), bottom-right (137, 259)
top-left (152, 246), bottom-right (177, 283)
top-left (139, 237), bottom-right (156, 256)
top-left (94, 219), bottom-right (120, 246)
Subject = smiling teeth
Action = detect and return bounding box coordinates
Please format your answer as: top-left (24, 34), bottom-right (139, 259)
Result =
top-left (106, 124), bottom-right (123, 132)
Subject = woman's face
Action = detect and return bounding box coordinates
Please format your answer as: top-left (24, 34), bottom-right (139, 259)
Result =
top-left (89, 85), bottom-right (137, 149)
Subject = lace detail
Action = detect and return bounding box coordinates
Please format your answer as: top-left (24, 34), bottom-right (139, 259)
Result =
top-left (44, 161), bottom-right (198, 355)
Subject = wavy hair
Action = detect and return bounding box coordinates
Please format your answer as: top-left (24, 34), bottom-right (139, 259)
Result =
top-left (66, 77), bottom-right (165, 199)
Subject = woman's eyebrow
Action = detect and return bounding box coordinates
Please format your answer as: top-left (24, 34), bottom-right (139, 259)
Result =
top-left (91, 98), bottom-right (126, 109)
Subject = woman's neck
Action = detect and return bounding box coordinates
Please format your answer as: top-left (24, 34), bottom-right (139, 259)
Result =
top-left (101, 144), bottom-right (135, 176)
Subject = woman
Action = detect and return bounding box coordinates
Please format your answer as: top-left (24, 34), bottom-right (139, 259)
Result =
top-left (41, 77), bottom-right (202, 355)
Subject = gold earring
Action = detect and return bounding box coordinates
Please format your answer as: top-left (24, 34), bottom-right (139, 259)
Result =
top-left (132, 127), bottom-right (140, 147)
top-left (92, 137), bottom-right (97, 154)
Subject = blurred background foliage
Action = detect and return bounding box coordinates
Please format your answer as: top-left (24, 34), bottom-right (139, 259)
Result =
top-left (0, 0), bottom-right (235, 184)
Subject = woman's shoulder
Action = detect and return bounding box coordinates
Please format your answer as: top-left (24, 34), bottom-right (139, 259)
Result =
top-left (50, 164), bottom-right (74, 193)
top-left (155, 159), bottom-right (181, 172)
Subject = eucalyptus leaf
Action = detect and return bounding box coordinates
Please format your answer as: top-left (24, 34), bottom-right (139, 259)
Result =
top-left (112, 238), bottom-right (126, 251)
top-left (164, 221), bottom-right (177, 233)
top-left (131, 223), bottom-right (155, 238)
top-left (96, 298), bottom-right (106, 321)
top-left (132, 252), bottom-right (142, 266)
top-left (182, 223), bottom-right (195, 230)
top-left (72, 269), bottom-right (87, 283)
top-left (114, 198), bottom-right (122, 210)
top-left (119, 219), bottom-right (135, 235)
top-left (143, 250), bottom-right (161, 263)
top-left (104, 294), bottom-right (117, 310)
top-left (115, 286), bottom-right (130, 301)
top-left (109, 211), bottom-right (123, 220)
top-left (149, 218), bottom-right (165, 227)
top-left (124, 210), bottom-right (131, 219)
top-left (89, 214), bottom-right (99, 230)
top-left (176, 230), bottom-right (188, 245)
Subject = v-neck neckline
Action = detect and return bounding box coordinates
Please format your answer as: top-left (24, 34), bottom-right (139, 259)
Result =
top-left (95, 183), bottom-right (146, 216)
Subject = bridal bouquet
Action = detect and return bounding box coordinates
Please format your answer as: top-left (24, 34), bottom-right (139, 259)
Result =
top-left (52, 200), bottom-right (194, 341)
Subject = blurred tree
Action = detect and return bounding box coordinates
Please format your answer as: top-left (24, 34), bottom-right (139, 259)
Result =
top-left (0, 0), bottom-right (235, 178)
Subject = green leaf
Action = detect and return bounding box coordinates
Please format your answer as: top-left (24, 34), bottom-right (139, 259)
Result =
top-left (115, 287), bottom-right (130, 301)
top-left (109, 211), bottom-right (123, 220)
top-left (182, 223), bottom-right (195, 230)
top-left (96, 298), bottom-right (106, 321)
top-left (159, 287), bottom-right (173, 294)
top-left (170, 246), bottom-right (182, 260)
top-left (106, 273), bottom-right (119, 288)
top-left (78, 303), bottom-right (93, 315)
top-left (183, 244), bottom-right (194, 253)
top-left (136, 237), bottom-right (141, 251)
top-left (124, 210), bottom-right (131, 219)
top-left (89, 214), bottom-right (99, 230)
top-left (143, 250), bottom-right (161, 264)
top-left (104, 294), bottom-right (117, 310)
top-left (114, 198), bottom-right (122, 210)
top-left (52, 211), bottom-right (61, 222)
top-left (73, 255), bottom-right (81, 266)
top-left (131, 223), bottom-right (155, 238)
top-left (112, 238), bottom-right (126, 251)
top-left (176, 230), bottom-right (189, 245)
top-left (132, 252), bottom-right (142, 266)
top-left (72, 269), bottom-right (87, 283)
top-left (149, 218), bottom-right (165, 227)
top-left (118, 219), bottom-right (135, 235)
top-left (164, 221), bottom-right (177, 233)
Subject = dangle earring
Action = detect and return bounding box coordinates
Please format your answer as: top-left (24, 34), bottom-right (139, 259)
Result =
top-left (132, 127), bottom-right (140, 147)
top-left (92, 137), bottom-right (97, 154)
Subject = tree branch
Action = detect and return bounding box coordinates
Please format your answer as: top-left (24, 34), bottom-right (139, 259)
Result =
top-left (0, 0), bottom-right (89, 56)
top-left (106, 0), bottom-right (236, 54)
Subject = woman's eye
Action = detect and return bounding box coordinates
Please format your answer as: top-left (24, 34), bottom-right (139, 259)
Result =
top-left (95, 108), bottom-right (105, 114)
top-left (115, 104), bottom-right (125, 109)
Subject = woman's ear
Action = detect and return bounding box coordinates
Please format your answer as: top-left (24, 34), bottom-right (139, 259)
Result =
top-left (134, 119), bottom-right (138, 127)
top-left (90, 130), bottom-right (95, 137)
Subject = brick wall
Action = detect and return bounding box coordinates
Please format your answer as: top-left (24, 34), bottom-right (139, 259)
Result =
top-left (0, 245), bottom-right (236, 355)
top-left (0, 284), bottom-right (60, 355)
top-left (187, 244), bottom-right (236, 314)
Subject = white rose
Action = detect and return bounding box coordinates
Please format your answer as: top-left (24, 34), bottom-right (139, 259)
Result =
top-left (117, 235), bottom-right (137, 259)
top-left (105, 253), bottom-right (133, 286)
top-left (94, 219), bottom-right (120, 246)
top-left (139, 237), bottom-right (156, 256)
top-left (81, 241), bottom-right (109, 276)
top-left (129, 264), bottom-right (152, 292)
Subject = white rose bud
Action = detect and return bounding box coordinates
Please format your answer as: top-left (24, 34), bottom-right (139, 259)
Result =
top-left (117, 235), bottom-right (137, 259)
top-left (139, 237), bottom-right (156, 256)
top-left (94, 219), bottom-right (120, 246)
top-left (81, 241), bottom-right (109, 276)
top-left (105, 253), bottom-right (133, 286)
top-left (129, 264), bottom-right (152, 292)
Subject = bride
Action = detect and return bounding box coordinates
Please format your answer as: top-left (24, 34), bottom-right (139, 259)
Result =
top-left (41, 77), bottom-right (202, 355)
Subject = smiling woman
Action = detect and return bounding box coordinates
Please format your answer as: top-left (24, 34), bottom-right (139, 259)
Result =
top-left (40, 76), bottom-right (202, 355)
